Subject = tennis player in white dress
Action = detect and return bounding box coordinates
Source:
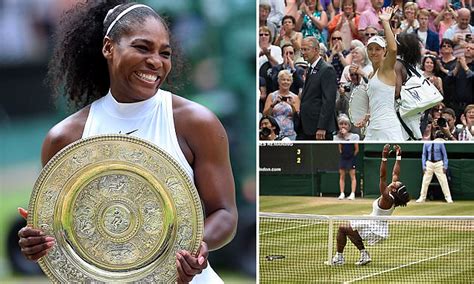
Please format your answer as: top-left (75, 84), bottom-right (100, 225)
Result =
top-left (363, 6), bottom-right (404, 141)
top-left (329, 144), bottom-right (410, 266)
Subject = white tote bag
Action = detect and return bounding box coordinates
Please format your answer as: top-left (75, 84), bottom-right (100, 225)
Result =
top-left (398, 62), bottom-right (443, 118)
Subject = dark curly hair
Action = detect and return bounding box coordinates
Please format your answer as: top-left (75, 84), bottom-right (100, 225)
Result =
top-left (47, 0), bottom-right (183, 111)
top-left (391, 183), bottom-right (410, 207)
top-left (397, 33), bottom-right (422, 66)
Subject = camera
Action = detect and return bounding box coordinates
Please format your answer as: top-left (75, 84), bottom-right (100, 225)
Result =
top-left (466, 34), bottom-right (472, 42)
top-left (341, 83), bottom-right (351, 93)
top-left (437, 117), bottom-right (447, 128)
top-left (260, 127), bottom-right (272, 138)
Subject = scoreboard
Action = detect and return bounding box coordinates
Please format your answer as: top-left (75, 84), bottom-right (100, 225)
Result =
top-left (259, 143), bottom-right (340, 175)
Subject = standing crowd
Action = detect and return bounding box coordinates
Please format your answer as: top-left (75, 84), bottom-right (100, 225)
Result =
top-left (258, 0), bottom-right (474, 141)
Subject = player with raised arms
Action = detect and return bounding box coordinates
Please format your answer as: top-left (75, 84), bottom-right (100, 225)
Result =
top-left (328, 144), bottom-right (410, 266)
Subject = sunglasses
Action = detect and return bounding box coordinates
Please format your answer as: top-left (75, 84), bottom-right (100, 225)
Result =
top-left (365, 33), bottom-right (377, 37)
top-left (332, 37), bottom-right (342, 41)
top-left (259, 33), bottom-right (270, 36)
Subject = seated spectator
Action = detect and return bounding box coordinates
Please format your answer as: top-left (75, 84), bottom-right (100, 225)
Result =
top-left (263, 70), bottom-right (301, 140)
top-left (421, 55), bottom-right (444, 94)
top-left (400, 2), bottom-right (419, 33)
top-left (390, 10), bottom-right (404, 36)
top-left (422, 102), bottom-right (445, 140)
top-left (442, 8), bottom-right (474, 58)
top-left (270, 44), bottom-right (305, 96)
top-left (274, 15), bottom-right (303, 60)
top-left (435, 107), bottom-right (459, 140)
top-left (327, 31), bottom-right (351, 82)
top-left (361, 26), bottom-right (379, 45)
top-left (434, 4), bottom-right (457, 43)
top-left (415, 9), bottom-right (440, 56)
top-left (296, 0), bottom-right (328, 45)
top-left (327, 0), bottom-right (360, 50)
top-left (333, 113), bottom-right (360, 141)
top-left (359, 0), bottom-right (384, 32)
top-left (340, 46), bottom-right (373, 84)
top-left (259, 115), bottom-right (286, 141)
top-left (259, 26), bottom-right (283, 71)
top-left (267, 0), bottom-right (285, 28)
top-left (458, 104), bottom-right (474, 140)
top-left (259, 1), bottom-right (278, 42)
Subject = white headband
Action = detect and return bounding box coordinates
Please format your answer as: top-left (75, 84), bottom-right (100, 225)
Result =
top-left (104, 4), bottom-right (155, 37)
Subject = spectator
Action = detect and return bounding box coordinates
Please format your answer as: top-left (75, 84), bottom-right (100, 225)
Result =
top-left (296, 0), bottom-right (329, 45)
top-left (334, 113), bottom-right (360, 141)
top-left (327, 0), bottom-right (360, 50)
top-left (422, 103), bottom-right (445, 140)
top-left (340, 46), bottom-right (372, 84)
top-left (362, 26), bottom-right (379, 45)
top-left (442, 8), bottom-right (474, 58)
top-left (445, 42), bottom-right (474, 121)
top-left (417, 0), bottom-right (447, 32)
top-left (274, 15), bottom-right (303, 59)
top-left (267, 0), bottom-right (285, 28)
top-left (390, 10), bottom-right (404, 36)
top-left (259, 115), bottom-right (287, 141)
top-left (364, 7), bottom-right (404, 141)
top-left (355, 0), bottom-right (373, 16)
top-left (438, 39), bottom-right (458, 106)
top-left (421, 55), bottom-right (444, 94)
top-left (259, 76), bottom-right (267, 114)
top-left (436, 108), bottom-right (459, 140)
top-left (259, 1), bottom-right (278, 42)
top-left (415, 9), bottom-right (440, 56)
top-left (297, 36), bottom-right (337, 140)
top-left (328, 31), bottom-right (351, 82)
top-left (259, 26), bottom-right (283, 71)
top-left (400, 2), bottom-right (419, 33)
top-left (458, 104), bottom-right (474, 140)
top-left (270, 44), bottom-right (305, 96)
top-left (359, 0), bottom-right (385, 32)
top-left (416, 143), bottom-right (453, 203)
top-left (434, 4), bottom-right (457, 43)
top-left (263, 70), bottom-right (301, 140)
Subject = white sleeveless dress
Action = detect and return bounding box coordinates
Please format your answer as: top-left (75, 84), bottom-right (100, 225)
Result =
top-left (82, 89), bottom-right (223, 284)
top-left (364, 72), bottom-right (404, 141)
top-left (351, 197), bottom-right (395, 245)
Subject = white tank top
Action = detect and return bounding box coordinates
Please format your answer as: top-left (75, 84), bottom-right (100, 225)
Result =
top-left (82, 89), bottom-right (193, 178)
top-left (82, 89), bottom-right (223, 284)
top-left (370, 197), bottom-right (395, 216)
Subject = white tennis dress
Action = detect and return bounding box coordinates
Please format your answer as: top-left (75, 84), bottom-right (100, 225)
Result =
top-left (82, 89), bottom-right (223, 284)
top-left (364, 72), bottom-right (404, 141)
top-left (350, 197), bottom-right (395, 245)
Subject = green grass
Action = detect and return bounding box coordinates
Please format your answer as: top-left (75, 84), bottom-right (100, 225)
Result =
top-left (259, 196), bottom-right (474, 283)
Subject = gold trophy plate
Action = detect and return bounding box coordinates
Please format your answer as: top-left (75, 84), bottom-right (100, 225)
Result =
top-left (28, 134), bottom-right (204, 283)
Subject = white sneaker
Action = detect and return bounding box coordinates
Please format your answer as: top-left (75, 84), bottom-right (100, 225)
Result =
top-left (355, 250), bottom-right (371, 266)
top-left (338, 193), bottom-right (345, 200)
top-left (347, 192), bottom-right (355, 200)
top-left (446, 197), bottom-right (453, 203)
top-left (415, 197), bottom-right (425, 203)
top-left (331, 253), bottom-right (345, 265)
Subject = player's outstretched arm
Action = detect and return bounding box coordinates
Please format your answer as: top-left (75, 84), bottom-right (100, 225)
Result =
top-left (392, 145), bottom-right (402, 183)
top-left (379, 144), bottom-right (390, 195)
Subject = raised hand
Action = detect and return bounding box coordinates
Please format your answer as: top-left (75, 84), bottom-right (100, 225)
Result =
top-left (382, 144), bottom-right (391, 158)
top-left (393, 144), bottom-right (402, 156)
top-left (379, 6), bottom-right (395, 22)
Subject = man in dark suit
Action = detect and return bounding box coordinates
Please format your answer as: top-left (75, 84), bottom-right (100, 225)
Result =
top-left (296, 36), bottom-right (337, 140)
top-left (414, 9), bottom-right (439, 56)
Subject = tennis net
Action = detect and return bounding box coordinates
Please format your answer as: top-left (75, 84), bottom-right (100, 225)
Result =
top-left (259, 213), bottom-right (473, 283)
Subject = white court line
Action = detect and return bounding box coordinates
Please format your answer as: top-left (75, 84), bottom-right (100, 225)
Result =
top-left (344, 249), bottom-right (460, 284)
top-left (260, 222), bottom-right (323, 236)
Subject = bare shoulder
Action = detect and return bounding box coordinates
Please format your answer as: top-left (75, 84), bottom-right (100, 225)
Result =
top-left (41, 106), bottom-right (90, 166)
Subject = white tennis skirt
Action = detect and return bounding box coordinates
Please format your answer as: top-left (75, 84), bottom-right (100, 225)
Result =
top-left (350, 219), bottom-right (389, 245)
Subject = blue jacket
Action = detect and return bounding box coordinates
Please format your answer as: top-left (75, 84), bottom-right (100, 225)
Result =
top-left (414, 28), bottom-right (439, 54)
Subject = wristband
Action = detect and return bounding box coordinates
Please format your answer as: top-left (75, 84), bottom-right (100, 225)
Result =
top-left (381, 158), bottom-right (388, 161)
top-left (396, 156), bottom-right (402, 161)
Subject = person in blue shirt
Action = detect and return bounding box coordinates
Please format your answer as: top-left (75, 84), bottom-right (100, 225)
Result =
top-left (416, 143), bottom-right (453, 203)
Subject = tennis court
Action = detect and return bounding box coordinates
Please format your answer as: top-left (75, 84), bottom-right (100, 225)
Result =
top-left (259, 196), bottom-right (474, 283)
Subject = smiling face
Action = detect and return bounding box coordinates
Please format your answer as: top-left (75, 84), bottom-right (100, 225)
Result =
top-left (103, 17), bottom-right (172, 103)
top-left (278, 73), bottom-right (293, 90)
top-left (367, 43), bottom-right (385, 65)
top-left (423, 57), bottom-right (434, 72)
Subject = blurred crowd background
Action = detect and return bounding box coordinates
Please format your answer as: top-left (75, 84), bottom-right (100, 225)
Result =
top-left (0, 0), bottom-right (256, 282)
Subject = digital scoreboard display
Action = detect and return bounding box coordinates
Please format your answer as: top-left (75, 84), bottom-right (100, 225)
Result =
top-left (259, 143), bottom-right (340, 175)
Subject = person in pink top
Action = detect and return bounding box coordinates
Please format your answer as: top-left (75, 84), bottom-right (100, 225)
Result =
top-left (359, 0), bottom-right (384, 32)
top-left (355, 0), bottom-right (373, 15)
top-left (417, 0), bottom-right (446, 32)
